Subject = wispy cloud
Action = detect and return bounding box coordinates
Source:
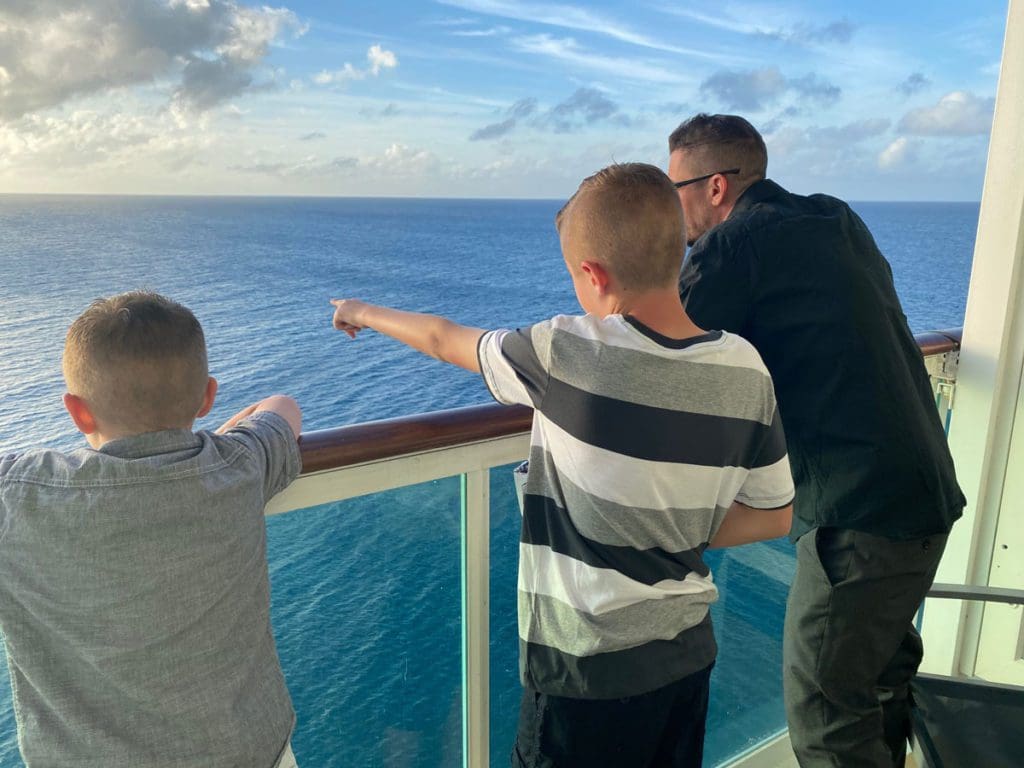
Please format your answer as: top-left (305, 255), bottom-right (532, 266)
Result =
top-left (470, 88), bottom-right (627, 140)
top-left (470, 97), bottom-right (537, 140)
top-left (700, 67), bottom-right (841, 111)
top-left (897, 72), bottom-right (931, 97)
top-left (451, 26), bottom-right (511, 37)
top-left (437, 0), bottom-right (723, 58)
top-left (511, 35), bottom-right (686, 84)
top-left (544, 88), bottom-right (628, 132)
top-left (359, 102), bottom-right (401, 119)
top-left (655, 5), bottom-right (854, 45)
top-left (230, 155), bottom-right (360, 177)
top-left (313, 44), bottom-right (399, 85)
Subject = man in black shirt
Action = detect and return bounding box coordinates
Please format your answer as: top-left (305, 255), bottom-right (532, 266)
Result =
top-left (667, 114), bottom-right (965, 767)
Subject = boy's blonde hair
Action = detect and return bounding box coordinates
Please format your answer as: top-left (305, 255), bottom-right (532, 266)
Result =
top-left (63, 291), bottom-right (209, 434)
top-left (555, 163), bottom-right (685, 291)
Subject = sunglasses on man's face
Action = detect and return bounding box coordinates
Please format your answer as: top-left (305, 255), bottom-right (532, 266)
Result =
top-left (673, 169), bottom-right (741, 188)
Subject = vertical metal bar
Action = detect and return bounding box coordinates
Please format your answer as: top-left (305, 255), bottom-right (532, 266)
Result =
top-left (461, 470), bottom-right (490, 768)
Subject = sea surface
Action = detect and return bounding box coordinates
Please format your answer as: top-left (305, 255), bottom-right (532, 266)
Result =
top-left (0, 196), bottom-right (977, 767)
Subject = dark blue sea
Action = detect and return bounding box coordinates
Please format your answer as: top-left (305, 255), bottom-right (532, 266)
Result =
top-left (0, 196), bottom-right (977, 767)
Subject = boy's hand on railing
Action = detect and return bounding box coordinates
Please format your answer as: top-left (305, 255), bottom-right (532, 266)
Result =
top-left (215, 403), bottom-right (261, 434)
top-left (216, 396), bottom-right (302, 439)
top-left (331, 299), bottom-right (368, 339)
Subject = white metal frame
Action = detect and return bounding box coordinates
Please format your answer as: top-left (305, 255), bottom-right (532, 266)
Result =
top-left (266, 434), bottom-right (529, 768)
top-left (262, 348), bottom-right (956, 767)
top-left (921, 0), bottom-right (1024, 679)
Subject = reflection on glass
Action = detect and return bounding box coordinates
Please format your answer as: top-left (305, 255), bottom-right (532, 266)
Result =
top-left (267, 477), bottom-right (464, 768)
top-left (487, 462), bottom-right (795, 767)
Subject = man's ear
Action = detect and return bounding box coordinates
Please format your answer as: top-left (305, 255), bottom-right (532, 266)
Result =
top-left (196, 377), bottom-right (218, 418)
top-left (63, 393), bottom-right (99, 436)
top-left (580, 260), bottom-right (612, 295)
top-left (708, 173), bottom-right (731, 207)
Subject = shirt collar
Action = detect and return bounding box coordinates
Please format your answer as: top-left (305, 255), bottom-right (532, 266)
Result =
top-left (98, 429), bottom-right (201, 460)
top-left (730, 178), bottom-right (785, 218)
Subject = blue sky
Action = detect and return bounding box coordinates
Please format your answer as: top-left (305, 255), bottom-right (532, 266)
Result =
top-left (0, 0), bottom-right (1010, 200)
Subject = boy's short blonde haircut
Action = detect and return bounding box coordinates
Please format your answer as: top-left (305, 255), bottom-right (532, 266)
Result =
top-left (555, 163), bottom-right (685, 291)
top-left (63, 291), bottom-right (209, 434)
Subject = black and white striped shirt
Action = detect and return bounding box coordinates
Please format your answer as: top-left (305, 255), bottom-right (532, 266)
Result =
top-left (478, 313), bottom-right (794, 699)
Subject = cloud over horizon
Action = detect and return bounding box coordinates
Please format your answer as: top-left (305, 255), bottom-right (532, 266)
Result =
top-left (700, 67), bottom-right (841, 111)
top-left (0, 0), bottom-right (306, 120)
top-left (898, 91), bottom-right (995, 136)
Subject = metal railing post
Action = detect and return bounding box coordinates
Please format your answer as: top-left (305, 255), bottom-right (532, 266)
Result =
top-left (461, 469), bottom-right (491, 767)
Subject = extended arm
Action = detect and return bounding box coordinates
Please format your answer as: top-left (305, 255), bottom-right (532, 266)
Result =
top-left (708, 501), bottom-right (792, 549)
top-left (331, 299), bottom-right (485, 373)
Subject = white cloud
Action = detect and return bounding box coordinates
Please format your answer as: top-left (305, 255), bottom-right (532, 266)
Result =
top-left (0, 0), bottom-right (306, 120)
top-left (313, 44), bottom-right (399, 85)
top-left (878, 136), bottom-right (917, 169)
top-left (368, 44), bottom-right (398, 75)
top-left (898, 91), bottom-right (994, 136)
top-left (450, 26), bottom-right (510, 37)
top-left (0, 107), bottom-right (215, 175)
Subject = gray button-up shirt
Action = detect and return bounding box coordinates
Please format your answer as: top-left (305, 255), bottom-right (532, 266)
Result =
top-left (0, 411), bottom-right (301, 767)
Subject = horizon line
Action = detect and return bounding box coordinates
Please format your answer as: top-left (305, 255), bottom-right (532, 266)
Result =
top-left (0, 191), bottom-right (984, 205)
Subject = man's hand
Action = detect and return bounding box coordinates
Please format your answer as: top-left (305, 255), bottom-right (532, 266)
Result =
top-left (331, 299), bottom-right (369, 339)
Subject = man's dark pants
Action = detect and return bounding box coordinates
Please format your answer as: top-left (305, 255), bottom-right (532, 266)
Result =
top-left (512, 663), bottom-right (713, 768)
top-left (783, 527), bottom-right (947, 767)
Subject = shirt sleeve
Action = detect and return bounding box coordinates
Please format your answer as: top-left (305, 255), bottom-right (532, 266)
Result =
top-left (222, 411), bottom-right (302, 502)
top-left (477, 322), bottom-right (553, 408)
top-left (679, 231), bottom-right (754, 333)
top-left (735, 406), bottom-right (795, 509)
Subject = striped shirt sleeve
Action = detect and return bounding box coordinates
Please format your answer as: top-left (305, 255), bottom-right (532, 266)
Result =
top-left (735, 406), bottom-right (795, 509)
top-left (477, 323), bottom-right (552, 408)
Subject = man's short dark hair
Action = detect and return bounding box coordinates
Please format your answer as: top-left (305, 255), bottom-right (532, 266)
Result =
top-left (63, 291), bottom-right (209, 433)
top-left (668, 114), bottom-right (768, 182)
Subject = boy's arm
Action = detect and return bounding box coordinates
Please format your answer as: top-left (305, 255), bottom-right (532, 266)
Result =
top-left (331, 299), bottom-right (486, 373)
top-left (216, 396), bottom-right (302, 439)
top-left (708, 501), bottom-right (792, 549)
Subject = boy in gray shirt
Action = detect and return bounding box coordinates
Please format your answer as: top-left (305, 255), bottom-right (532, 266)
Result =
top-left (0, 291), bottom-right (302, 767)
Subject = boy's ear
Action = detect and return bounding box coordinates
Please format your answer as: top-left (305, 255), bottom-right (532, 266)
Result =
top-left (63, 393), bottom-right (99, 436)
top-left (580, 260), bottom-right (612, 295)
top-left (196, 377), bottom-right (218, 418)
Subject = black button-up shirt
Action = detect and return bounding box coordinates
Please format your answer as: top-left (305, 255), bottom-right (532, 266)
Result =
top-left (680, 179), bottom-right (965, 540)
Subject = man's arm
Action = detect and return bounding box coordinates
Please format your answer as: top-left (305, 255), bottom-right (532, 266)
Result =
top-left (331, 299), bottom-right (485, 373)
top-left (679, 234), bottom-right (754, 333)
top-left (216, 395), bottom-right (302, 439)
top-left (708, 501), bottom-right (792, 549)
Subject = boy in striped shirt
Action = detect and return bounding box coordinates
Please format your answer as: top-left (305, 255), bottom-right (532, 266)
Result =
top-left (330, 162), bottom-right (794, 767)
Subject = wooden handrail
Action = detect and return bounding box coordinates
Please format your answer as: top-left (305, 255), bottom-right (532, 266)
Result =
top-left (916, 327), bottom-right (963, 357)
top-left (296, 327), bottom-right (963, 474)
top-left (298, 402), bottom-right (532, 473)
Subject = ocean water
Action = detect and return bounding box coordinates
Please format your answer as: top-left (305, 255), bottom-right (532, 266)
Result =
top-left (0, 196), bottom-right (977, 766)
